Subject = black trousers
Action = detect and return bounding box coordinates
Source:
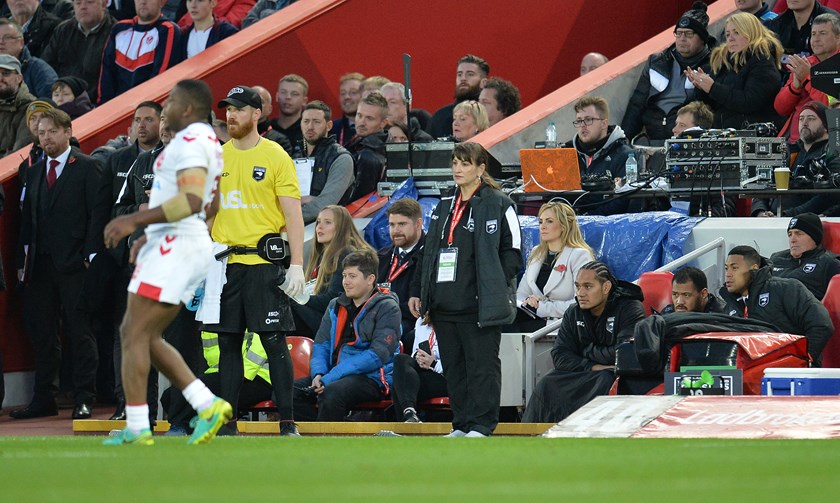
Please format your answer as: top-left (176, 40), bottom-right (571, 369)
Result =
top-left (391, 353), bottom-right (448, 416)
top-left (431, 317), bottom-right (501, 436)
top-left (24, 255), bottom-right (97, 406)
top-left (155, 307), bottom-right (205, 420)
top-left (292, 374), bottom-right (382, 421)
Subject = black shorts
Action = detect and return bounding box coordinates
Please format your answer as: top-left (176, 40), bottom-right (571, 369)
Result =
top-left (204, 263), bottom-right (294, 333)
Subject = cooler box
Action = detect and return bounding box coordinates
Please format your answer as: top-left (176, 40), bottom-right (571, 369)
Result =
top-left (761, 368), bottom-right (840, 396)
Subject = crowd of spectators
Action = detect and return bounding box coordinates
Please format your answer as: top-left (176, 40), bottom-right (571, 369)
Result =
top-left (4, 0), bottom-right (840, 436)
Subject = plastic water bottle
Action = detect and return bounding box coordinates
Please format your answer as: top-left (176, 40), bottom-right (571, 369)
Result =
top-left (545, 121), bottom-right (557, 148)
top-left (625, 152), bottom-right (638, 185)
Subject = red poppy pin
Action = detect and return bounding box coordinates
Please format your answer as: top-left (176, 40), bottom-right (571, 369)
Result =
top-left (556, 264), bottom-right (567, 272)
top-left (68, 157), bottom-right (76, 165)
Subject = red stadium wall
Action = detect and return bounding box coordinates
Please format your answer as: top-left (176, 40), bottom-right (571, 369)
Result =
top-left (0, 0), bottom-right (698, 373)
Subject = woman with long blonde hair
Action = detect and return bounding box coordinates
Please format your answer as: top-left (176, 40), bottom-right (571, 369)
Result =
top-left (514, 202), bottom-right (594, 330)
top-left (292, 205), bottom-right (374, 335)
top-left (685, 12), bottom-right (783, 129)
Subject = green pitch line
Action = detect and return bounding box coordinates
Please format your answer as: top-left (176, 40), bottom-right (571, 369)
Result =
top-left (1, 436), bottom-right (838, 502)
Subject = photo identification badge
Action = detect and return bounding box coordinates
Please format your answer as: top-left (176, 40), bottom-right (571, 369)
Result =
top-left (437, 247), bottom-right (458, 283)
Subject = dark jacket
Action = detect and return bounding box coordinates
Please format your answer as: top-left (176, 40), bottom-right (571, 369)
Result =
top-left (622, 44), bottom-right (713, 141)
top-left (563, 125), bottom-right (634, 215)
top-left (297, 135), bottom-right (354, 223)
top-left (767, 2), bottom-right (839, 57)
top-left (718, 265), bottom-right (834, 364)
top-left (40, 14), bottom-right (115, 102)
top-left (18, 46), bottom-right (57, 99)
top-left (751, 139), bottom-right (838, 216)
top-left (0, 83), bottom-right (35, 158)
top-left (97, 16), bottom-right (182, 104)
top-left (329, 115), bottom-right (355, 146)
top-left (770, 246), bottom-right (840, 300)
top-left (179, 17), bottom-right (238, 60)
top-left (346, 131), bottom-right (387, 202)
top-left (257, 121), bottom-right (292, 155)
top-left (377, 233), bottom-right (425, 333)
top-left (411, 184), bottom-right (523, 328)
top-left (269, 116), bottom-right (303, 156)
top-left (58, 91), bottom-right (95, 119)
top-left (18, 147), bottom-right (103, 277)
top-left (701, 50), bottom-right (783, 130)
top-left (552, 280), bottom-right (646, 372)
top-left (310, 287), bottom-right (401, 390)
top-left (21, 6), bottom-right (60, 58)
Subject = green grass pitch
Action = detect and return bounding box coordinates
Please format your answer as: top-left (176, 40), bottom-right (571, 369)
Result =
top-left (1, 436), bottom-right (839, 502)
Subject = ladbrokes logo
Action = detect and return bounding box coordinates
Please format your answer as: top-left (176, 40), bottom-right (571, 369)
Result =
top-left (679, 409), bottom-right (840, 426)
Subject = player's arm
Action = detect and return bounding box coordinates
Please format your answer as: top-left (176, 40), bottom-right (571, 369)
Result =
top-left (103, 167), bottom-right (207, 248)
top-left (279, 195), bottom-right (304, 267)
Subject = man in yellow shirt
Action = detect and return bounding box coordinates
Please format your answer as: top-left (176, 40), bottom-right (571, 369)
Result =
top-left (208, 85), bottom-right (306, 436)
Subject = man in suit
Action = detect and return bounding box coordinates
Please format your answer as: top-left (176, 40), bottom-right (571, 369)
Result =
top-left (12, 108), bottom-right (102, 420)
top-left (376, 198), bottom-right (425, 350)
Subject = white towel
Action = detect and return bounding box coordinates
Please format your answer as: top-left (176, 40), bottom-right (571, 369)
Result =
top-left (196, 242), bottom-right (228, 324)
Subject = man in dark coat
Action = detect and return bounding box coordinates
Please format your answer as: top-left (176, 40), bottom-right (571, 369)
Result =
top-left (522, 261), bottom-right (646, 423)
top-left (719, 245), bottom-right (834, 365)
top-left (11, 108), bottom-right (102, 420)
top-left (661, 266), bottom-right (727, 314)
top-left (770, 212), bottom-right (840, 299)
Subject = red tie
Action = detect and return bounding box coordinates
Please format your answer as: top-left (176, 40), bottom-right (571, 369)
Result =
top-left (47, 159), bottom-right (59, 189)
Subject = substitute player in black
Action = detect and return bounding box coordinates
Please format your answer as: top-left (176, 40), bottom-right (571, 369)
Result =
top-left (208, 86), bottom-right (306, 436)
top-left (521, 262), bottom-right (645, 423)
top-left (409, 142), bottom-right (523, 437)
top-left (770, 213), bottom-right (840, 300)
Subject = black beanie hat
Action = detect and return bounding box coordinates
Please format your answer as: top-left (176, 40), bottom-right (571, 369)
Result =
top-left (55, 76), bottom-right (88, 98)
top-left (800, 100), bottom-right (828, 129)
top-left (676, 1), bottom-right (710, 43)
top-left (788, 213), bottom-right (824, 245)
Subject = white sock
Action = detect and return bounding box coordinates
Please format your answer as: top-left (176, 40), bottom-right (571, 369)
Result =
top-left (183, 379), bottom-right (215, 412)
top-left (126, 404), bottom-right (150, 433)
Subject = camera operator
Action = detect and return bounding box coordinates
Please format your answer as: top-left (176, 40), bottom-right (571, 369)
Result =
top-left (753, 102), bottom-right (840, 217)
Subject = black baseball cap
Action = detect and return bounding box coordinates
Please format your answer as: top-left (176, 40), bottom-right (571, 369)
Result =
top-left (218, 85), bottom-right (262, 109)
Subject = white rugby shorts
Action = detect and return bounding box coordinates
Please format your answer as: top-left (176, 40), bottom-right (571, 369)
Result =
top-left (128, 231), bottom-right (213, 305)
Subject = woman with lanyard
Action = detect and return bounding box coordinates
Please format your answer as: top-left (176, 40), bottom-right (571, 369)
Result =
top-left (409, 141), bottom-right (523, 437)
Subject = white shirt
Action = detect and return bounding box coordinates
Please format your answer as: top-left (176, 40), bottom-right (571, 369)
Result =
top-left (147, 122), bottom-right (223, 236)
top-left (46, 146), bottom-right (72, 180)
top-left (187, 27), bottom-right (212, 58)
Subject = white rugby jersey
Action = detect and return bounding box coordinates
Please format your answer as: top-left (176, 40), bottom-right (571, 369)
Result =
top-left (147, 122), bottom-right (223, 236)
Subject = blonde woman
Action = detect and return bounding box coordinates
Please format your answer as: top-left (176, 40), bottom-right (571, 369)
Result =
top-left (451, 100), bottom-right (489, 142)
top-left (292, 205), bottom-right (374, 335)
top-left (515, 202), bottom-right (594, 330)
top-left (685, 12), bottom-right (783, 129)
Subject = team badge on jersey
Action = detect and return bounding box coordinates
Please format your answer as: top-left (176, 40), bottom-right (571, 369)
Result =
top-left (758, 292), bottom-right (770, 307)
top-left (486, 219), bottom-right (498, 234)
top-left (252, 166), bottom-right (266, 181)
top-left (606, 316), bottom-right (615, 333)
top-left (803, 263), bottom-right (816, 273)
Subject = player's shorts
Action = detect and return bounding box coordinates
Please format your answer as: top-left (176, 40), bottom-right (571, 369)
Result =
top-left (128, 231), bottom-right (213, 306)
top-left (203, 262), bottom-right (294, 333)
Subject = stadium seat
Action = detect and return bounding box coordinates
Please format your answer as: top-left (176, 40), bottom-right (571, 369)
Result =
top-left (346, 192), bottom-right (389, 218)
top-left (637, 271), bottom-right (674, 316)
top-left (246, 336), bottom-right (313, 420)
top-left (820, 276), bottom-right (840, 368)
top-left (822, 221), bottom-right (840, 255)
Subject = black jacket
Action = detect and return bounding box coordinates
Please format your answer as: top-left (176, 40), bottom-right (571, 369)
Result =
top-left (257, 121), bottom-right (292, 155)
top-left (700, 50), bottom-right (783, 130)
top-left (718, 265), bottom-right (833, 364)
top-left (411, 184), bottom-right (523, 327)
top-left (21, 6), bottom-right (60, 58)
top-left (660, 293), bottom-right (727, 314)
top-left (770, 246), bottom-right (840, 300)
top-left (18, 147), bottom-right (103, 277)
top-left (622, 44), bottom-right (713, 141)
top-left (552, 280), bottom-right (645, 372)
top-left (377, 233), bottom-right (425, 332)
top-left (40, 15), bottom-right (116, 103)
top-left (305, 135), bottom-right (353, 202)
top-left (563, 125), bottom-right (634, 215)
top-left (346, 131), bottom-right (387, 202)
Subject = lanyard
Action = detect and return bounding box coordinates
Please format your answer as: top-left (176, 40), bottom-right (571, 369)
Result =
top-left (387, 252), bottom-right (410, 282)
top-left (428, 329), bottom-right (436, 354)
top-left (311, 265), bottom-right (319, 280)
top-left (447, 193), bottom-right (468, 246)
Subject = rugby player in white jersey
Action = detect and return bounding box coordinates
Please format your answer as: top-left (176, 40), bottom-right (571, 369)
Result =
top-left (103, 79), bottom-right (232, 445)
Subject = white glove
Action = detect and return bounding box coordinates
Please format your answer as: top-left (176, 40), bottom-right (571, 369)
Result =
top-left (284, 264), bottom-right (305, 299)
